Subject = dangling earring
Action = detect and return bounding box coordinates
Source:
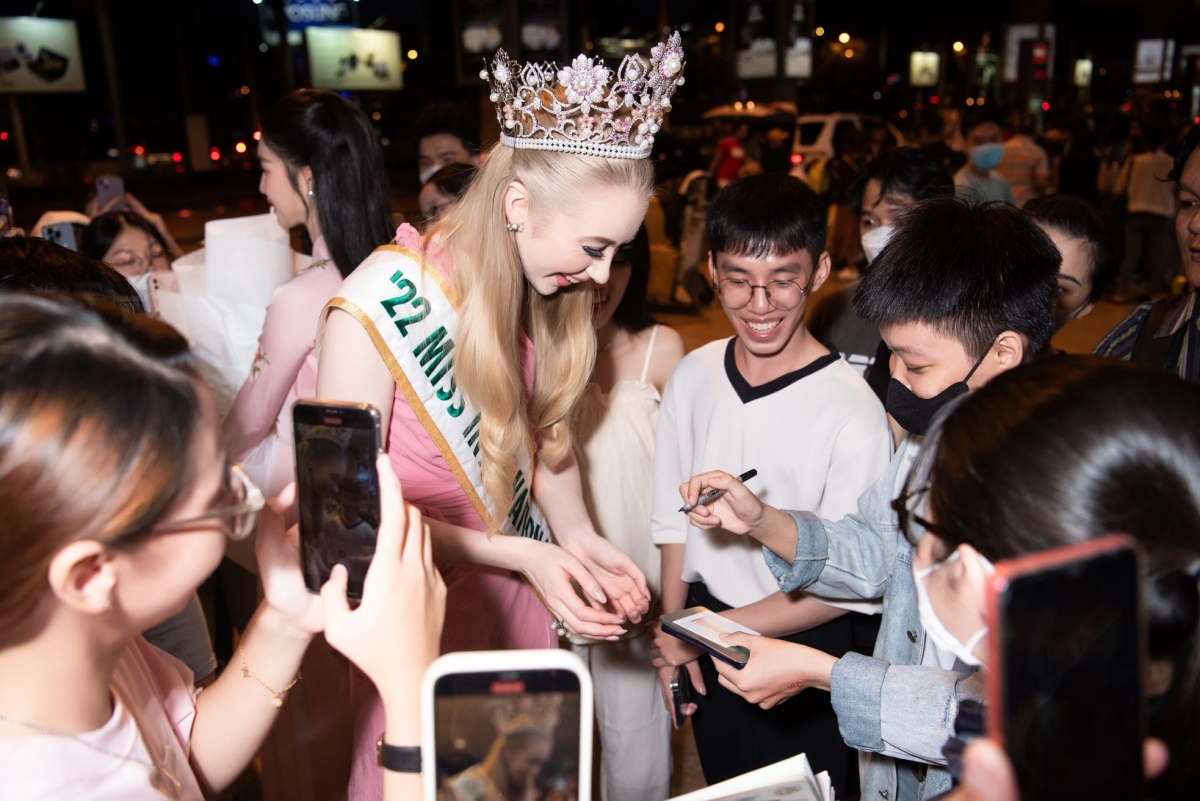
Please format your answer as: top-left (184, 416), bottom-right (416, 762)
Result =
top-left (506, 222), bottom-right (524, 233)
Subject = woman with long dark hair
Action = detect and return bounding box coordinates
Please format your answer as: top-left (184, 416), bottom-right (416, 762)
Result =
top-left (220, 88), bottom-right (393, 799)
top-left (224, 88), bottom-right (393, 498)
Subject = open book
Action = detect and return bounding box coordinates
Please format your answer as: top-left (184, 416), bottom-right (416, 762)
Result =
top-left (667, 754), bottom-right (835, 801)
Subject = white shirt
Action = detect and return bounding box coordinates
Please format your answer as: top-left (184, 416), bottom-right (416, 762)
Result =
top-left (651, 338), bottom-right (893, 608)
top-left (1115, 149), bottom-right (1177, 218)
top-left (0, 637), bottom-right (203, 801)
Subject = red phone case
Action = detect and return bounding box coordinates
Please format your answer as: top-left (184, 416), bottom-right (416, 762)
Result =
top-left (984, 533), bottom-right (1143, 748)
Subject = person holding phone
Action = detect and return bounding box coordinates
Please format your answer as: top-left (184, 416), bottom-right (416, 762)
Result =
top-left (892, 355), bottom-right (1200, 801)
top-left (0, 293), bottom-right (443, 801)
top-left (569, 225), bottom-right (685, 801)
top-left (80, 207), bottom-right (180, 307)
top-left (317, 36), bottom-right (686, 799)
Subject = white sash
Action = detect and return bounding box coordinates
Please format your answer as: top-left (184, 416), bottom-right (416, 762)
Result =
top-left (327, 244), bottom-right (552, 543)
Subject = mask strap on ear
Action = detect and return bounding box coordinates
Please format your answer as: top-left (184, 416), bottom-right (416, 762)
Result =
top-left (963, 339), bottom-right (996, 384)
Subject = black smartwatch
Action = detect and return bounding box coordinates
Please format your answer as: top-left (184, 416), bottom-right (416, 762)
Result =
top-left (376, 739), bottom-right (421, 773)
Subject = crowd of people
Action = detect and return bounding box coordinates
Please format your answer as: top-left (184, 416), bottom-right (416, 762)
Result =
top-left (0, 30), bottom-right (1198, 801)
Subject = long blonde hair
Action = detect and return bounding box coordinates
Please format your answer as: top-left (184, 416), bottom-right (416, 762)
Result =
top-left (431, 144), bottom-right (654, 534)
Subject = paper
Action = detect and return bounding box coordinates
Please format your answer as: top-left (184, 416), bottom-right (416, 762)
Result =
top-left (671, 610), bottom-right (760, 641)
top-left (151, 213), bottom-right (306, 418)
top-left (668, 754), bottom-right (831, 801)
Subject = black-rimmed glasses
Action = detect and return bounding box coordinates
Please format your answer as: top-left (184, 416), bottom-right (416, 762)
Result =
top-left (715, 278), bottom-right (810, 311)
top-left (890, 485), bottom-right (944, 545)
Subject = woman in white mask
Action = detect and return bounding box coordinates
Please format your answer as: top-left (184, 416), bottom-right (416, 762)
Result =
top-left (81, 208), bottom-right (182, 307)
top-left (901, 354), bottom-right (1200, 801)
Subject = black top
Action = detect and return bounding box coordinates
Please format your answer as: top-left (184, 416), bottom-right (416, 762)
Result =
top-left (723, 337), bottom-right (840, 404)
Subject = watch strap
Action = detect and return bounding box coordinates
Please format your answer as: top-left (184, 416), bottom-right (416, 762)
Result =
top-left (376, 738), bottom-right (421, 773)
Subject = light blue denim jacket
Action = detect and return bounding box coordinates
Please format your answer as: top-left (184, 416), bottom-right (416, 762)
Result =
top-left (763, 437), bottom-right (983, 801)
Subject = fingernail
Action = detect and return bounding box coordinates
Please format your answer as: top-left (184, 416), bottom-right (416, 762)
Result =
top-left (592, 589), bottom-right (608, 604)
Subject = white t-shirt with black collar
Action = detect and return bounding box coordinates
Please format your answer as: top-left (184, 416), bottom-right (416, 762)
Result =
top-left (651, 337), bottom-right (893, 609)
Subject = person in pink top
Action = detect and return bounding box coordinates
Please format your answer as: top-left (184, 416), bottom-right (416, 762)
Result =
top-left (221, 89), bottom-right (394, 800)
top-left (317, 35), bottom-right (686, 798)
top-left (0, 293), bottom-right (444, 801)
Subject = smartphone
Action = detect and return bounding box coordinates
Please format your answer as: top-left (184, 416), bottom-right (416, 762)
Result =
top-left (423, 650), bottom-right (594, 801)
top-left (292, 400), bottom-right (384, 600)
top-left (670, 666), bottom-right (692, 728)
top-left (660, 607), bottom-right (758, 669)
top-left (95, 175), bottom-right (126, 212)
top-left (986, 534), bottom-right (1145, 801)
top-left (41, 221), bottom-right (80, 251)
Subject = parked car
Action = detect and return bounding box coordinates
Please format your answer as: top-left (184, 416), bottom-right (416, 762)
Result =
top-left (789, 113), bottom-right (906, 178)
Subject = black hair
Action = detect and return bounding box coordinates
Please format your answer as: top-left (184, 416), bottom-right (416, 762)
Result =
top-left (912, 355), bottom-right (1200, 800)
top-left (854, 195), bottom-right (1059, 359)
top-left (706, 174), bottom-right (827, 264)
top-left (426, 162), bottom-right (477, 201)
top-left (961, 110), bottom-right (1001, 138)
top-left (610, 224), bottom-right (656, 333)
top-left (850, 147), bottom-right (954, 216)
top-left (0, 235), bottom-right (144, 314)
top-left (80, 210), bottom-right (169, 267)
top-left (1169, 123), bottom-right (1200, 184)
top-left (413, 100), bottom-right (479, 154)
top-left (260, 89), bottom-right (393, 278)
top-left (1024, 194), bottom-right (1115, 304)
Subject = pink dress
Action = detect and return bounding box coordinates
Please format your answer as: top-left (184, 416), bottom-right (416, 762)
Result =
top-left (347, 225), bottom-right (555, 800)
top-left (223, 237), bottom-right (355, 801)
top-left (224, 236), bottom-right (345, 499)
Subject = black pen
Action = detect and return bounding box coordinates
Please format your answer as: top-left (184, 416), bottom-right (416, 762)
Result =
top-left (680, 469), bottom-right (758, 513)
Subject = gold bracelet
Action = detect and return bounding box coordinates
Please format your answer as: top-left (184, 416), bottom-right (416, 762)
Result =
top-left (239, 649), bottom-right (301, 708)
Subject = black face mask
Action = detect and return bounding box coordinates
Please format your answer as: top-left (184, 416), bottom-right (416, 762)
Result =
top-left (886, 352), bottom-right (987, 436)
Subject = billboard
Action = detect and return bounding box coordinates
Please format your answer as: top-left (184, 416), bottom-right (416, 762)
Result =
top-left (306, 27), bottom-right (402, 91)
top-left (0, 17), bottom-right (85, 93)
top-left (284, 0), bottom-right (352, 30)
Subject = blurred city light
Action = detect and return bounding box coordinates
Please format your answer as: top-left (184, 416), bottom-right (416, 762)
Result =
top-left (838, 32), bottom-right (850, 44)
top-left (253, 130), bottom-right (262, 141)
top-left (235, 142), bottom-right (247, 154)
top-left (815, 27), bottom-right (824, 36)
top-left (845, 49), bottom-right (854, 58)
top-left (715, 22), bottom-right (725, 32)
top-left (209, 147), bottom-right (221, 161)
top-left (953, 41), bottom-right (965, 53)
top-left (407, 49), bottom-right (418, 59)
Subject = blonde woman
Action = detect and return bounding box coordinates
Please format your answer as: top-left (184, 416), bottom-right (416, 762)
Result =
top-left (316, 36), bottom-right (686, 798)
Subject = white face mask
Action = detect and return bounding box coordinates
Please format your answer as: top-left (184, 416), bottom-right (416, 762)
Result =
top-left (913, 550), bottom-right (995, 667)
top-left (418, 163), bottom-right (441, 185)
top-left (127, 271), bottom-right (154, 309)
top-left (860, 225), bottom-right (895, 264)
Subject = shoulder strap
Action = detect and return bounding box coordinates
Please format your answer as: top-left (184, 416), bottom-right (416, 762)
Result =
top-left (1132, 296), bottom-right (1187, 369)
top-left (639, 325), bottom-right (659, 384)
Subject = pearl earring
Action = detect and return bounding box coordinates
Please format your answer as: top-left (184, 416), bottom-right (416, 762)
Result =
top-left (506, 222), bottom-right (524, 233)
top-left (307, 188), bottom-right (315, 198)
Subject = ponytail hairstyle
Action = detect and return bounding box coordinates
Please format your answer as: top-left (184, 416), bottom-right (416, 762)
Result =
top-left (0, 293), bottom-right (204, 640)
top-left (260, 89), bottom-right (393, 277)
top-left (430, 144), bottom-right (654, 534)
top-left (909, 355), bottom-right (1200, 800)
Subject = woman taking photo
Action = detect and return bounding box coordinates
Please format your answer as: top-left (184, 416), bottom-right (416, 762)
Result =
top-left (0, 293), bottom-right (442, 801)
top-left (317, 35), bottom-right (686, 797)
top-left (900, 356), bottom-right (1200, 800)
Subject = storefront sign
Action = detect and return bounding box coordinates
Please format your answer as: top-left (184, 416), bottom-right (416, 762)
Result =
top-left (306, 27), bottom-right (402, 91)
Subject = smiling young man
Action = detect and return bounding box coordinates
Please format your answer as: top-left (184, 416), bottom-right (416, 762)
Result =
top-left (677, 195), bottom-right (1060, 801)
top-left (650, 174), bottom-right (892, 789)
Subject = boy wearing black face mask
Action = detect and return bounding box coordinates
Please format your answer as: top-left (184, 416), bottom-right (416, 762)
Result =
top-left (678, 196), bottom-right (1060, 801)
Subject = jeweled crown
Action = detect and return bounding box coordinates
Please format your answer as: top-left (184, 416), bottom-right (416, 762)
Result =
top-left (480, 32), bottom-right (685, 160)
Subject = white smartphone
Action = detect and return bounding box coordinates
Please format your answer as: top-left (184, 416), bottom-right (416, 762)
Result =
top-left (421, 649), bottom-right (594, 801)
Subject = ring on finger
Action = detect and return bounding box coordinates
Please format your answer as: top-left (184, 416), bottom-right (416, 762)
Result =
top-left (550, 618), bottom-right (569, 638)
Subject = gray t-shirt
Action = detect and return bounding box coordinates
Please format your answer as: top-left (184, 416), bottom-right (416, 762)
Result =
top-left (954, 167), bottom-right (1016, 205)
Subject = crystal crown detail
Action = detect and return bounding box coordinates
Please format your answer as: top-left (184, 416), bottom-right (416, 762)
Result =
top-left (480, 32), bottom-right (685, 160)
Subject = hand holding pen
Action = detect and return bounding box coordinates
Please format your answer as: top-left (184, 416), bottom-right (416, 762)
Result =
top-left (678, 469), bottom-right (764, 536)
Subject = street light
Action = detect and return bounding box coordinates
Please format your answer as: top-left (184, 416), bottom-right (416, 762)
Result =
top-left (815, 27), bottom-right (825, 36)
top-left (838, 32), bottom-right (850, 44)
top-left (953, 41), bottom-right (965, 53)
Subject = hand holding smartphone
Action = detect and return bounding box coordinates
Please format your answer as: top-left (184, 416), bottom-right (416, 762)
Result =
top-left (293, 400), bottom-right (384, 600)
top-left (660, 607), bottom-right (758, 669)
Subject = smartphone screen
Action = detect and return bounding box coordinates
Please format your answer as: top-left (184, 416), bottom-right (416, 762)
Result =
top-left (433, 669), bottom-right (583, 800)
top-left (293, 401), bottom-right (382, 599)
top-left (991, 541), bottom-right (1144, 801)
